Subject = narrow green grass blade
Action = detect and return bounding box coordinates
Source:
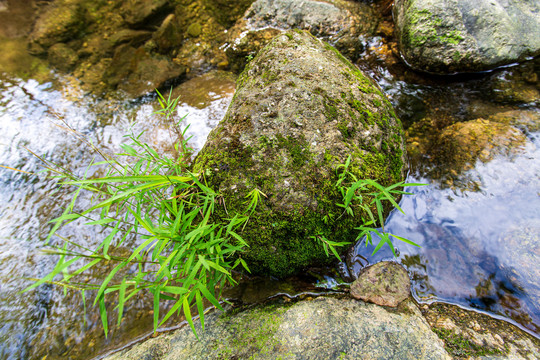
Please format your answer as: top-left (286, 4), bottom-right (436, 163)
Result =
top-left (391, 234), bottom-right (421, 247)
top-left (198, 283), bottom-right (223, 311)
top-left (127, 237), bottom-right (154, 263)
top-left (99, 295), bottom-right (108, 337)
top-left (117, 278), bottom-right (127, 327)
top-left (153, 287), bottom-right (160, 332)
top-left (94, 262), bottom-right (127, 306)
top-left (22, 256), bottom-right (79, 293)
top-left (183, 296), bottom-right (198, 339)
top-left (195, 290), bottom-right (205, 332)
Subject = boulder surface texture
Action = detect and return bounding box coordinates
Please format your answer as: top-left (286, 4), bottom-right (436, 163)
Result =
top-left (350, 261), bottom-right (411, 307)
top-left (394, 0), bottom-right (540, 74)
top-left (193, 30), bottom-right (406, 277)
top-left (105, 297), bottom-right (451, 360)
top-left (225, 0), bottom-right (378, 71)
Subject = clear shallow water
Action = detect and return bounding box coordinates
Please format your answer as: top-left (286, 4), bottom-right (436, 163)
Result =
top-left (348, 134), bottom-right (540, 334)
top-left (349, 55), bottom-right (540, 336)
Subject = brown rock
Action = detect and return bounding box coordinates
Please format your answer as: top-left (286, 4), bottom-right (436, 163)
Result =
top-left (350, 261), bottom-right (411, 307)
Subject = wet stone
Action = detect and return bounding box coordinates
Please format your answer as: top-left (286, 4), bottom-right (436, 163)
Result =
top-left (48, 43), bottom-right (78, 71)
top-left (105, 297), bottom-right (451, 360)
top-left (350, 261), bottom-right (411, 307)
top-left (192, 30), bottom-right (406, 277)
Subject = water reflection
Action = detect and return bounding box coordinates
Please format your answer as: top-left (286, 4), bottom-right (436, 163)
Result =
top-left (348, 133), bottom-right (540, 334)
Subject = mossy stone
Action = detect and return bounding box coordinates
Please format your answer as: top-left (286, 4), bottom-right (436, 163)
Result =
top-left (186, 22), bottom-right (202, 37)
top-left (394, 0), bottom-right (540, 73)
top-left (192, 30), bottom-right (406, 278)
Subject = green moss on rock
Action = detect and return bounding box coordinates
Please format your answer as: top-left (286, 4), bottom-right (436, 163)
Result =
top-left (192, 30), bottom-right (406, 277)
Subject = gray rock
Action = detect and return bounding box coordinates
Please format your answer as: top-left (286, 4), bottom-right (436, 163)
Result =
top-left (245, 0), bottom-right (368, 38)
top-left (105, 297), bottom-right (451, 360)
top-left (393, 0), bottom-right (540, 74)
top-left (350, 261), bottom-right (411, 307)
top-left (193, 30), bottom-right (406, 277)
top-left (225, 0), bottom-right (379, 70)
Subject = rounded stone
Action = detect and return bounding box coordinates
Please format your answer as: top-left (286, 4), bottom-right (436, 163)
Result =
top-left (350, 261), bottom-right (411, 307)
top-left (393, 0), bottom-right (540, 74)
top-left (47, 42), bottom-right (79, 71)
top-left (186, 22), bottom-right (202, 37)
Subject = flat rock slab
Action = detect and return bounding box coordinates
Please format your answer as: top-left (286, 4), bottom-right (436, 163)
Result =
top-left (350, 261), bottom-right (411, 307)
top-left (106, 297), bottom-right (450, 360)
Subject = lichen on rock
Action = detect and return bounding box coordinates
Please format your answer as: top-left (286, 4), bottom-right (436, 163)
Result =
top-left (192, 30), bottom-right (407, 277)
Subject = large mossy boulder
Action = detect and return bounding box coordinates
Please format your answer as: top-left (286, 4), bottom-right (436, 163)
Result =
top-left (394, 0), bottom-right (540, 74)
top-left (192, 30), bottom-right (406, 277)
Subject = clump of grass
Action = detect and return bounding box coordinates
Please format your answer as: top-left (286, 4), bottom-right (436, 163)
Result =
top-left (22, 89), bottom-right (424, 339)
top-left (22, 90), bottom-right (261, 338)
top-left (312, 155), bottom-right (424, 260)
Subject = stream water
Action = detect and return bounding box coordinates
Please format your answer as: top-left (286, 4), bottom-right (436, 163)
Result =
top-left (0, 1), bottom-right (539, 359)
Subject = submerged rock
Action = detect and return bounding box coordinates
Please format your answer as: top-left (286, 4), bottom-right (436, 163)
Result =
top-left (193, 30), bottom-right (406, 277)
top-left (436, 119), bottom-right (527, 171)
top-left (421, 302), bottom-right (540, 359)
top-left (394, 0), bottom-right (540, 74)
top-left (28, 0), bottom-right (85, 54)
top-left (350, 261), bottom-right (411, 307)
top-left (105, 297), bottom-right (451, 360)
top-left (25, 0), bottom-right (251, 96)
top-left (47, 43), bottom-right (78, 71)
top-left (121, 0), bottom-right (172, 28)
top-left (406, 113), bottom-right (530, 189)
top-left (204, 0), bottom-right (255, 28)
top-left (104, 45), bottom-right (185, 97)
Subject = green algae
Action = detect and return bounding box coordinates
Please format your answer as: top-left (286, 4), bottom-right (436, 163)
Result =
top-left (433, 328), bottom-right (504, 358)
top-left (213, 303), bottom-right (291, 359)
